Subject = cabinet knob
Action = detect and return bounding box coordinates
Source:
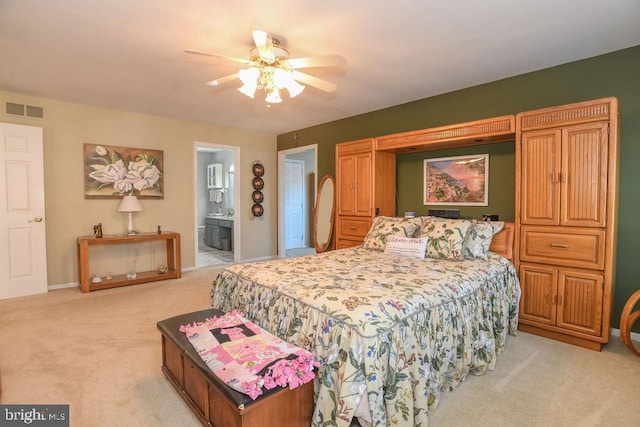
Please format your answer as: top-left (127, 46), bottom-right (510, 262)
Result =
top-left (550, 243), bottom-right (568, 249)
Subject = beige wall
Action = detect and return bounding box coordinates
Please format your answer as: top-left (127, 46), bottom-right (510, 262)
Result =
top-left (0, 90), bottom-right (278, 286)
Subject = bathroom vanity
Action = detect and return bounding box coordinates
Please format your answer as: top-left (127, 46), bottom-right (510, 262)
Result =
top-left (204, 215), bottom-right (233, 250)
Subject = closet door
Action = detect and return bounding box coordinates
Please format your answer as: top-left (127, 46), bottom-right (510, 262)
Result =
top-left (521, 129), bottom-right (561, 225)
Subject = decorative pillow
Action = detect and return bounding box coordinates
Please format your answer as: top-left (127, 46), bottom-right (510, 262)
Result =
top-left (418, 218), bottom-right (474, 260)
top-left (361, 216), bottom-right (422, 252)
top-left (384, 236), bottom-right (428, 259)
top-left (464, 221), bottom-right (505, 260)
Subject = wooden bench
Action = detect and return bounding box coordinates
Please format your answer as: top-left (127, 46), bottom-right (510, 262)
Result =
top-left (157, 309), bottom-right (314, 427)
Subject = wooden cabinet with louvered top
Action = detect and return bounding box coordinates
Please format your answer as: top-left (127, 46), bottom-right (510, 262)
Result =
top-left (335, 138), bottom-right (395, 248)
top-left (515, 97), bottom-right (619, 350)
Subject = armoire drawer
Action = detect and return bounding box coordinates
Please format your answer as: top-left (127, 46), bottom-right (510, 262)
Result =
top-left (337, 217), bottom-right (371, 239)
top-left (336, 238), bottom-right (364, 249)
top-left (520, 226), bottom-right (605, 270)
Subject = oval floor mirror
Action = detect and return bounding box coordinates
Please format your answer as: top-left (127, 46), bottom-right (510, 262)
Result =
top-left (313, 175), bottom-right (335, 253)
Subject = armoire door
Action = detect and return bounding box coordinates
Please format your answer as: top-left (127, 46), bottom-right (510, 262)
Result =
top-left (520, 129), bottom-right (562, 225)
top-left (556, 269), bottom-right (604, 336)
top-left (353, 152), bottom-right (372, 217)
top-left (336, 154), bottom-right (355, 216)
top-left (519, 264), bottom-right (557, 326)
top-left (560, 122), bottom-right (608, 227)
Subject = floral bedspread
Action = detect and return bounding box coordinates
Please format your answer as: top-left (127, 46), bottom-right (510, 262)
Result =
top-left (210, 247), bottom-right (520, 427)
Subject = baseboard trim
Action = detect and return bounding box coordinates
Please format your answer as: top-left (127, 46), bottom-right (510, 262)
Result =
top-left (48, 282), bottom-right (78, 291)
top-left (610, 327), bottom-right (640, 343)
top-left (241, 255), bottom-right (276, 263)
top-left (47, 268), bottom-right (193, 291)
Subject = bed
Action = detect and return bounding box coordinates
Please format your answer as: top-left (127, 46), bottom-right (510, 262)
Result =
top-left (210, 217), bottom-right (520, 426)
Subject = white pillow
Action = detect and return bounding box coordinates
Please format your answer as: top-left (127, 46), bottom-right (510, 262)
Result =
top-left (384, 236), bottom-right (428, 259)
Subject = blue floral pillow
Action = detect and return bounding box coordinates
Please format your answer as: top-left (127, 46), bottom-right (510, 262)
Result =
top-left (361, 216), bottom-right (422, 252)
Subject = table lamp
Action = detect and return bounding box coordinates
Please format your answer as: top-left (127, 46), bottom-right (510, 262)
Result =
top-left (117, 195), bottom-right (143, 235)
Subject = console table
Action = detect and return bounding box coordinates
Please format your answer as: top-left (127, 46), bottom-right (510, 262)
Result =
top-left (77, 232), bottom-right (181, 293)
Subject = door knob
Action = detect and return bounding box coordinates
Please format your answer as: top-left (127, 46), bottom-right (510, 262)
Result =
top-left (30, 216), bottom-right (43, 223)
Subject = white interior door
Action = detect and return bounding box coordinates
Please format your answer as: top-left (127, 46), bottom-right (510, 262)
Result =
top-left (0, 122), bottom-right (47, 299)
top-left (284, 159), bottom-right (305, 249)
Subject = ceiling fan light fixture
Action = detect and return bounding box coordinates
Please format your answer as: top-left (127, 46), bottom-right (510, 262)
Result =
top-left (265, 88), bottom-right (282, 104)
top-left (187, 30), bottom-right (342, 103)
top-left (238, 67), bottom-right (260, 98)
top-left (285, 79), bottom-right (305, 98)
top-left (238, 67), bottom-right (260, 84)
top-left (273, 67), bottom-right (290, 89)
top-left (238, 82), bottom-right (258, 98)
top-left (272, 67), bottom-right (305, 98)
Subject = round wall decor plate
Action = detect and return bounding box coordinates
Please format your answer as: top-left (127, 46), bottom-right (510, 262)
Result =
top-left (252, 203), bottom-right (264, 217)
top-left (252, 177), bottom-right (264, 190)
top-left (252, 190), bottom-right (264, 204)
top-left (252, 163), bottom-right (265, 177)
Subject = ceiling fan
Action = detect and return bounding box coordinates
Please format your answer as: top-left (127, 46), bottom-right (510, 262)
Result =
top-left (185, 30), bottom-right (345, 103)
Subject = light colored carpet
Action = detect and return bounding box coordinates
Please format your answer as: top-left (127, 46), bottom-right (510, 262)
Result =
top-left (1, 268), bottom-right (638, 427)
top-left (286, 247), bottom-right (316, 258)
top-left (430, 331), bottom-right (640, 427)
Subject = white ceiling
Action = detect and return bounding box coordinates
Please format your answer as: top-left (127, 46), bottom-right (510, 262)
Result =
top-left (1, 0), bottom-right (639, 135)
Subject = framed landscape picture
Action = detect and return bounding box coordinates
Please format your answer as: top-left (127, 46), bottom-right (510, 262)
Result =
top-left (424, 154), bottom-right (488, 206)
top-left (84, 143), bottom-right (164, 199)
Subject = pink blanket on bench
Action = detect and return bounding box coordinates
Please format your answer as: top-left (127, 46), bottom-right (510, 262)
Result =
top-left (180, 310), bottom-right (318, 400)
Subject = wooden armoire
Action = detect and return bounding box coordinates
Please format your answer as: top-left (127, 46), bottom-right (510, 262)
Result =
top-left (334, 138), bottom-right (396, 248)
top-left (515, 97), bottom-right (619, 350)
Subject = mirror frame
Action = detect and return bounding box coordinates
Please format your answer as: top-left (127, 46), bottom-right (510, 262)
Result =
top-left (313, 175), bottom-right (336, 253)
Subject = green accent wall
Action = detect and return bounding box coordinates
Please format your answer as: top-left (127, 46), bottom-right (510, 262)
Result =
top-left (277, 45), bottom-right (640, 332)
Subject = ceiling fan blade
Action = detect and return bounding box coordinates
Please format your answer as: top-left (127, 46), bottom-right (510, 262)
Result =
top-left (291, 71), bottom-right (337, 92)
top-left (184, 49), bottom-right (252, 65)
top-left (288, 55), bottom-right (346, 69)
top-left (252, 30), bottom-right (275, 63)
top-left (205, 73), bottom-right (239, 86)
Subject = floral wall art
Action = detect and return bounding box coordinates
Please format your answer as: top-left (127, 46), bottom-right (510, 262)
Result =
top-left (84, 143), bottom-right (164, 199)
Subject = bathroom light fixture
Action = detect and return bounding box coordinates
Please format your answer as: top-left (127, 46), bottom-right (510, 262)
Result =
top-left (117, 195), bottom-right (144, 235)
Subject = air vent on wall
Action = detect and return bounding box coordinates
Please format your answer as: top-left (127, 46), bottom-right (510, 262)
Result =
top-left (5, 102), bottom-right (45, 119)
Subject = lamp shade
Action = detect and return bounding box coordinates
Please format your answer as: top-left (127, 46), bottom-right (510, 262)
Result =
top-left (117, 195), bottom-right (143, 213)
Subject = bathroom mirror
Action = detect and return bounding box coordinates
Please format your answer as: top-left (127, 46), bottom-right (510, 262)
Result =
top-left (313, 175), bottom-right (335, 253)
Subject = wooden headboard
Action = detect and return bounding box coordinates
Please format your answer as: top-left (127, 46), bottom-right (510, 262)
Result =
top-left (488, 222), bottom-right (514, 261)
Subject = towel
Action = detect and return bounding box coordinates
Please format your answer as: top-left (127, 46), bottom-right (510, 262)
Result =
top-left (209, 190), bottom-right (223, 203)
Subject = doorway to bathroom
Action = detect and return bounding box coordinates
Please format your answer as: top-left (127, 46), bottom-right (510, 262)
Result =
top-left (194, 142), bottom-right (239, 268)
